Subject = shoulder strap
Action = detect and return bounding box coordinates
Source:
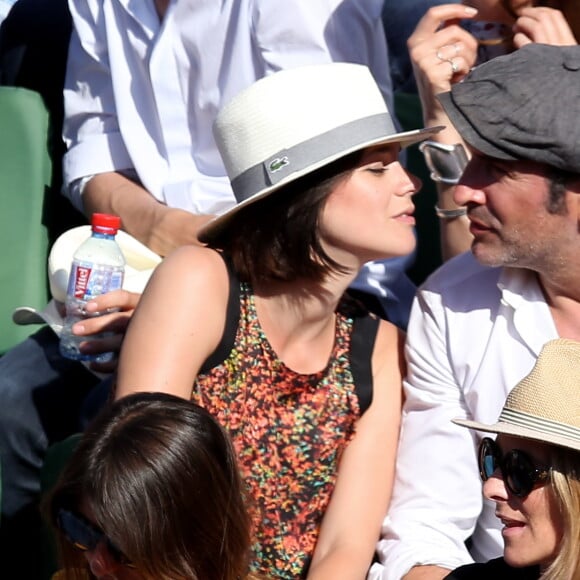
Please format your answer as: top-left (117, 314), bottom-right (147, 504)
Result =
top-left (349, 313), bottom-right (379, 415)
top-left (199, 253), bottom-right (240, 374)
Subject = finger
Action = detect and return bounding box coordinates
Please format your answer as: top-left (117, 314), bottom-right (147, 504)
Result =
top-left (89, 360), bottom-right (118, 374)
top-left (437, 55), bottom-right (471, 81)
top-left (79, 334), bottom-right (123, 355)
top-left (412, 23), bottom-right (479, 65)
top-left (514, 8), bottom-right (577, 45)
top-left (436, 41), bottom-right (465, 62)
top-left (84, 289), bottom-right (141, 315)
top-left (412, 4), bottom-right (478, 38)
top-left (512, 31), bottom-right (533, 48)
top-left (409, 4), bottom-right (478, 53)
top-left (72, 310), bottom-right (134, 336)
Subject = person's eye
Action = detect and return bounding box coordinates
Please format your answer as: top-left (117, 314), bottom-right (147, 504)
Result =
top-left (367, 165), bottom-right (388, 174)
top-left (490, 162), bottom-right (512, 178)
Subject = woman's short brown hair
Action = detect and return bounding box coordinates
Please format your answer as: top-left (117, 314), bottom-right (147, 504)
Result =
top-left (210, 150), bottom-right (363, 286)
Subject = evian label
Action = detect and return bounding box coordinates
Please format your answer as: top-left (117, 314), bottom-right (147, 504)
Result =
top-left (67, 261), bottom-right (124, 300)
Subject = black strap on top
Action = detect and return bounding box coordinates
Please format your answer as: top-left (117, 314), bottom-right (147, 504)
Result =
top-left (199, 256), bottom-right (378, 415)
top-left (199, 254), bottom-right (240, 374)
top-left (349, 313), bottom-right (379, 415)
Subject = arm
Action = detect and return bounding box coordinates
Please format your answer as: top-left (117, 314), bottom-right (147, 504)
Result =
top-left (63, 1), bottom-right (211, 255)
top-left (82, 173), bottom-right (212, 256)
top-left (404, 566), bottom-right (452, 580)
top-left (408, 4), bottom-right (479, 260)
top-left (374, 290), bottom-right (483, 579)
top-left (307, 322), bottom-right (404, 579)
top-left (115, 246), bottom-right (229, 399)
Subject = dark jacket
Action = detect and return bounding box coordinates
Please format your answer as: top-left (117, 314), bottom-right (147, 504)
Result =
top-left (445, 557), bottom-right (540, 580)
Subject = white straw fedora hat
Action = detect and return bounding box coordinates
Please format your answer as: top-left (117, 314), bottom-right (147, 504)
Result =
top-left (198, 62), bottom-right (442, 243)
top-left (12, 226), bottom-right (162, 335)
top-left (453, 339), bottom-right (580, 452)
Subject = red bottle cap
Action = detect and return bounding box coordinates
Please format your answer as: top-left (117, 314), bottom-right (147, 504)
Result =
top-left (91, 213), bottom-right (121, 235)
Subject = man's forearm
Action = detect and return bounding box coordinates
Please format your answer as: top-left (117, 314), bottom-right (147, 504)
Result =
top-left (403, 565), bottom-right (451, 580)
top-left (82, 172), bottom-right (213, 256)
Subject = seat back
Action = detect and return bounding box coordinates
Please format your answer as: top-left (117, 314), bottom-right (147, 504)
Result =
top-left (0, 86), bottom-right (51, 353)
top-left (40, 433), bottom-right (82, 579)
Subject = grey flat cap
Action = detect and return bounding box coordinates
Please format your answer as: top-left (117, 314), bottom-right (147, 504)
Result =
top-left (438, 43), bottom-right (580, 173)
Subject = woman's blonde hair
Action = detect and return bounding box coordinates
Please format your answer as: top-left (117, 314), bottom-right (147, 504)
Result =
top-left (540, 446), bottom-right (580, 580)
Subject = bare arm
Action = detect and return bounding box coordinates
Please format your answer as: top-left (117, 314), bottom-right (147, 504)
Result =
top-left (115, 247), bottom-right (229, 399)
top-left (403, 566), bottom-right (452, 580)
top-left (408, 4), bottom-right (479, 260)
top-left (307, 322), bottom-right (404, 579)
top-left (82, 173), bottom-right (213, 257)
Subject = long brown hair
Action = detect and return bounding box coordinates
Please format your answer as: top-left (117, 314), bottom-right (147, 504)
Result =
top-left (46, 392), bottom-right (252, 580)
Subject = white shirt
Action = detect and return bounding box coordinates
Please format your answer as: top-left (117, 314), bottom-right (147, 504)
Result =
top-left (310, 0), bottom-right (394, 113)
top-left (0, 0), bottom-right (15, 23)
top-left (62, 0), bottom-right (393, 215)
top-left (63, 0), bottom-right (335, 214)
top-left (368, 251), bottom-right (559, 579)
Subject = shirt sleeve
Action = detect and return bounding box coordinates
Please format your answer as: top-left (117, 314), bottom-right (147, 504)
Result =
top-left (250, 0), bottom-right (333, 73)
top-left (62, 0), bottom-right (133, 207)
top-left (370, 287), bottom-right (484, 579)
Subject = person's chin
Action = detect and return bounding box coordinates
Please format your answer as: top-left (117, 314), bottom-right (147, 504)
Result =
top-left (503, 541), bottom-right (537, 569)
top-left (470, 240), bottom-right (507, 268)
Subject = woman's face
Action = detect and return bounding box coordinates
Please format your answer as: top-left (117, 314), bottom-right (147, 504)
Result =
top-left (66, 505), bottom-right (144, 580)
top-left (83, 541), bottom-right (143, 580)
top-left (318, 144), bottom-right (420, 267)
top-left (483, 435), bottom-right (564, 570)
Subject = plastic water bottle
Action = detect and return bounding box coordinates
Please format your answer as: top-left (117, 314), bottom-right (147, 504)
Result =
top-left (59, 213), bottom-right (125, 362)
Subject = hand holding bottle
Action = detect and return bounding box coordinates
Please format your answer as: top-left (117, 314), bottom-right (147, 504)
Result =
top-left (68, 289), bottom-right (141, 373)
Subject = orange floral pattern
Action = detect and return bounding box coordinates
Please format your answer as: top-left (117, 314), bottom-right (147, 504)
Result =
top-left (193, 283), bottom-right (364, 578)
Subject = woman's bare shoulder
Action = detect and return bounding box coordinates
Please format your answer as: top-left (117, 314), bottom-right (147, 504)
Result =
top-left (372, 318), bottom-right (406, 381)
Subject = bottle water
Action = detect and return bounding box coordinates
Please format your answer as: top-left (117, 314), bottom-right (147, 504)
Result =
top-left (59, 213), bottom-right (126, 362)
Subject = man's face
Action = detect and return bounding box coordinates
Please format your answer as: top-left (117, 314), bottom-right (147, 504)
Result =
top-left (454, 151), bottom-right (576, 269)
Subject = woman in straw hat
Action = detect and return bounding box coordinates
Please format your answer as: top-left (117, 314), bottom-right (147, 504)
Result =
top-left (45, 392), bottom-right (252, 580)
top-left (115, 62), bottom-right (441, 578)
top-left (446, 338), bottom-right (580, 580)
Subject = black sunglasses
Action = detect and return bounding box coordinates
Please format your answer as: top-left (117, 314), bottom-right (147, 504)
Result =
top-left (56, 509), bottom-right (135, 568)
top-left (478, 437), bottom-right (550, 498)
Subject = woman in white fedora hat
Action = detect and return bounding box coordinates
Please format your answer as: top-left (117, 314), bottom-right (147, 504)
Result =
top-left (116, 62), bottom-right (441, 579)
top-left (447, 338), bottom-right (580, 580)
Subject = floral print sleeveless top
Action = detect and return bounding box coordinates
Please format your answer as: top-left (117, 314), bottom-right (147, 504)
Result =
top-left (193, 273), bottom-right (377, 579)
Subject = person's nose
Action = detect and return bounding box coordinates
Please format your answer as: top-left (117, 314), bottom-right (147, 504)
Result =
top-left (453, 181), bottom-right (486, 207)
top-left (483, 469), bottom-right (509, 503)
top-left (393, 162), bottom-right (422, 196)
top-left (84, 540), bottom-right (119, 578)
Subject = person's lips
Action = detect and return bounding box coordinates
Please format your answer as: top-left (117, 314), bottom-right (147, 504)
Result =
top-left (468, 216), bottom-right (493, 236)
top-left (497, 514), bottom-right (526, 536)
top-left (393, 206), bottom-right (415, 225)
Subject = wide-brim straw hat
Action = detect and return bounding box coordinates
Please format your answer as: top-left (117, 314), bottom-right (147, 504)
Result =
top-left (198, 63), bottom-right (442, 243)
top-left (12, 226), bottom-right (162, 335)
top-left (453, 339), bottom-right (580, 452)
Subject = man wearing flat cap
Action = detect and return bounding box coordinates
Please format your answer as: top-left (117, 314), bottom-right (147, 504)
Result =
top-left (369, 43), bottom-right (580, 580)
